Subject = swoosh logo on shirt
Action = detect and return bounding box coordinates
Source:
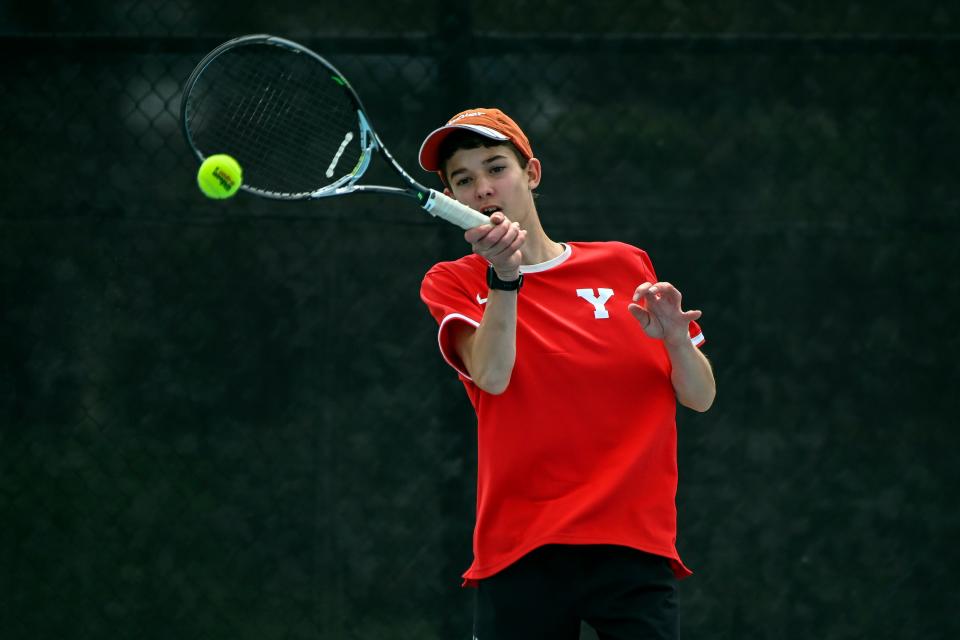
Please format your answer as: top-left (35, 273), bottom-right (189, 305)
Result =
top-left (476, 293), bottom-right (488, 305)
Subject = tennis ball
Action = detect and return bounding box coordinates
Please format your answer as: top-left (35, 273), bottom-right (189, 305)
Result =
top-left (197, 154), bottom-right (243, 199)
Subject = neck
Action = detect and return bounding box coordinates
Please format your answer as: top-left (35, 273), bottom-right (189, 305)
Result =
top-left (518, 207), bottom-right (563, 265)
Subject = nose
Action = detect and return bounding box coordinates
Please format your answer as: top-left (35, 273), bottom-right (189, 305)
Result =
top-left (473, 175), bottom-right (494, 200)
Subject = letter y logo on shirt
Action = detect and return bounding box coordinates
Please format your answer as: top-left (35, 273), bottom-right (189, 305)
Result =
top-left (576, 288), bottom-right (614, 319)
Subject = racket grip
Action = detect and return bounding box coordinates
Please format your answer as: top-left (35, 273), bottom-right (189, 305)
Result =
top-left (422, 190), bottom-right (489, 230)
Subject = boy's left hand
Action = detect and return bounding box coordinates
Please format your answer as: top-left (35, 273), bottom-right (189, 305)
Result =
top-left (628, 282), bottom-right (702, 347)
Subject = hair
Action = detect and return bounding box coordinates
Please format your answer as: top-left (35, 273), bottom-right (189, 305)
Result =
top-left (437, 129), bottom-right (529, 185)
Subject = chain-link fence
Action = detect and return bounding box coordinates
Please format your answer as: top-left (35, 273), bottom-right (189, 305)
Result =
top-left (2, 3), bottom-right (959, 639)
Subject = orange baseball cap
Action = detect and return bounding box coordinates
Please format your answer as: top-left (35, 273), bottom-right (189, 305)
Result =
top-left (418, 107), bottom-right (534, 172)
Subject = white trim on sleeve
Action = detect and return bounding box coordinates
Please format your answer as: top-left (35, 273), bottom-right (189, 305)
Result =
top-left (691, 332), bottom-right (705, 347)
top-left (437, 313), bottom-right (480, 380)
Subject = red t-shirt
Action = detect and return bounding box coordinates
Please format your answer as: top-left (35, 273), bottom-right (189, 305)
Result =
top-left (420, 241), bottom-right (704, 585)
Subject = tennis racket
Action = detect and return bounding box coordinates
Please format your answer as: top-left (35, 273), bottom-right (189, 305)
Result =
top-left (179, 34), bottom-right (489, 229)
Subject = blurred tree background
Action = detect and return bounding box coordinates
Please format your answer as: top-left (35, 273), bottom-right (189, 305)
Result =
top-left (1, 2), bottom-right (958, 639)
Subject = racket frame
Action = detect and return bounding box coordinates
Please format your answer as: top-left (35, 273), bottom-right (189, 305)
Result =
top-left (181, 34), bottom-right (489, 229)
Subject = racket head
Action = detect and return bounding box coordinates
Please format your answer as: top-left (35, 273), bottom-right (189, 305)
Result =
top-left (180, 34), bottom-right (374, 199)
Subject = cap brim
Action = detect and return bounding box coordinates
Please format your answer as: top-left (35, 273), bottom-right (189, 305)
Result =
top-left (418, 124), bottom-right (510, 172)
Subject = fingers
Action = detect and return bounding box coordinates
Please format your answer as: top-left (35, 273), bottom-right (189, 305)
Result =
top-left (481, 223), bottom-right (523, 264)
top-left (631, 281), bottom-right (701, 344)
top-left (485, 222), bottom-right (521, 258)
top-left (627, 303), bottom-right (652, 329)
top-left (465, 212), bottom-right (525, 270)
top-left (632, 282), bottom-right (654, 305)
top-left (635, 282), bottom-right (699, 321)
top-left (634, 282), bottom-right (682, 308)
top-left (464, 211), bottom-right (508, 244)
top-left (648, 282), bottom-right (677, 303)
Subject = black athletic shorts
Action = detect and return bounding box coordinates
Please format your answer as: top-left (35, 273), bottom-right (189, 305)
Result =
top-left (473, 544), bottom-right (679, 640)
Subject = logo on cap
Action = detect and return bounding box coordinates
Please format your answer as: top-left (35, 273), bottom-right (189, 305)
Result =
top-left (449, 111), bottom-right (487, 123)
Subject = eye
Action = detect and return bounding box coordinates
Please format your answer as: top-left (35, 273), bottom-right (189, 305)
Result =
top-left (489, 165), bottom-right (506, 174)
top-left (455, 176), bottom-right (472, 187)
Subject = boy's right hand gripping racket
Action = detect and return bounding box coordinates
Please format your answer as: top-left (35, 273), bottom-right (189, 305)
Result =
top-left (180, 34), bottom-right (489, 230)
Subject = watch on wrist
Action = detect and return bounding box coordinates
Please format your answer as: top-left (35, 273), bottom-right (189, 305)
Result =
top-left (487, 265), bottom-right (523, 292)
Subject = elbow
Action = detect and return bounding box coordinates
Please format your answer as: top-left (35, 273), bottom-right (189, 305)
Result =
top-left (676, 367), bottom-right (716, 413)
top-left (474, 371), bottom-right (513, 395)
top-left (463, 345), bottom-right (516, 395)
top-left (681, 388), bottom-right (716, 413)
top-left (687, 398), bottom-right (714, 413)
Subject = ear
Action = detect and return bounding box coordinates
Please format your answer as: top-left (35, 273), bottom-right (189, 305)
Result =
top-left (525, 157), bottom-right (542, 190)
top-left (443, 186), bottom-right (453, 197)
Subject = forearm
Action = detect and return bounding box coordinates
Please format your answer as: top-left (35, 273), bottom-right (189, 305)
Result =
top-left (665, 339), bottom-right (716, 412)
top-left (459, 290), bottom-right (518, 394)
top-left (456, 213), bottom-right (526, 395)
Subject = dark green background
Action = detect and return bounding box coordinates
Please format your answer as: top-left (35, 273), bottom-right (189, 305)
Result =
top-left (2, 2), bottom-right (958, 638)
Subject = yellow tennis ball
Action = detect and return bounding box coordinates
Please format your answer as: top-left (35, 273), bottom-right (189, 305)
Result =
top-left (197, 154), bottom-right (243, 199)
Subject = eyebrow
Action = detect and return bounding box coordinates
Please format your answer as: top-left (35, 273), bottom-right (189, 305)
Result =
top-left (448, 154), bottom-right (509, 180)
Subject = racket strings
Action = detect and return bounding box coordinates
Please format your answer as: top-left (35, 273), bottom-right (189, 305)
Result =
top-left (185, 44), bottom-right (363, 196)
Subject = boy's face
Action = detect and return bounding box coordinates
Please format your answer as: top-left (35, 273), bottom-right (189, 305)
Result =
top-left (443, 144), bottom-right (541, 225)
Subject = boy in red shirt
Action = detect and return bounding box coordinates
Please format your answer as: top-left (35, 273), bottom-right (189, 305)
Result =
top-left (419, 108), bottom-right (715, 640)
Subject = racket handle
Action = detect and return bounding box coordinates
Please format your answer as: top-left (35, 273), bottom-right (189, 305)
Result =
top-left (422, 190), bottom-right (489, 230)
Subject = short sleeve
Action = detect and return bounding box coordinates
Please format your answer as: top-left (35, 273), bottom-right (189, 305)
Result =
top-left (420, 264), bottom-right (485, 379)
top-left (634, 246), bottom-right (706, 349)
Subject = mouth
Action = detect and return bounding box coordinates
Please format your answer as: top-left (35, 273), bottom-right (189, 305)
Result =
top-left (481, 205), bottom-right (503, 215)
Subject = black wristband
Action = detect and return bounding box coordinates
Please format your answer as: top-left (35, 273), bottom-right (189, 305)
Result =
top-left (487, 265), bottom-right (523, 292)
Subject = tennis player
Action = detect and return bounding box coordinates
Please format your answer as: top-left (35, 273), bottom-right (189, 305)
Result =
top-left (418, 108), bottom-right (715, 640)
